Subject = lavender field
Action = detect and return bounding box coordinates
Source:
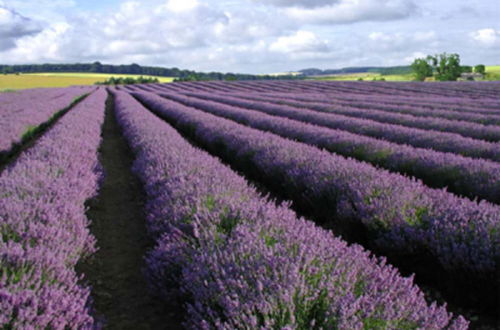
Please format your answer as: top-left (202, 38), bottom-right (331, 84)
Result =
top-left (1, 81), bottom-right (499, 329)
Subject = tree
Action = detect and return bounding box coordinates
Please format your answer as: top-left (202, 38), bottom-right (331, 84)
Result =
top-left (428, 53), bottom-right (462, 81)
top-left (460, 65), bottom-right (472, 73)
top-left (474, 64), bottom-right (486, 75)
top-left (411, 58), bottom-right (433, 81)
top-left (90, 61), bottom-right (103, 73)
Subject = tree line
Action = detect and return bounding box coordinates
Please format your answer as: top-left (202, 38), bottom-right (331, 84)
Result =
top-left (95, 76), bottom-right (160, 85)
top-left (0, 62), bottom-right (302, 81)
top-left (411, 53), bottom-right (486, 81)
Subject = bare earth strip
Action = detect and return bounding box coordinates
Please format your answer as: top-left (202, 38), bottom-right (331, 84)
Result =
top-left (77, 93), bottom-right (183, 329)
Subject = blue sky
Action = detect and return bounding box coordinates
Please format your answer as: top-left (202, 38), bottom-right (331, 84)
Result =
top-left (0, 0), bottom-right (499, 73)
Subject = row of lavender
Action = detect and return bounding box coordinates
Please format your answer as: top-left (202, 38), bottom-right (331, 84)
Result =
top-left (151, 80), bottom-right (500, 108)
top-left (153, 90), bottom-right (500, 162)
top-left (225, 92), bottom-right (500, 140)
top-left (146, 91), bottom-right (500, 204)
top-left (259, 91), bottom-right (500, 121)
top-left (150, 83), bottom-right (500, 121)
top-left (260, 80), bottom-right (500, 101)
top-left (131, 84), bottom-right (500, 203)
top-left (133, 91), bottom-right (499, 281)
top-left (0, 88), bottom-right (106, 328)
top-left (112, 89), bottom-right (467, 329)
top-left (0, 86), bottom-right (94, 155)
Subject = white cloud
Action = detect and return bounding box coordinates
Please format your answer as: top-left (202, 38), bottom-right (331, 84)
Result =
top-left (0, 0), bottom-right (499, 73)
top-left (283, 0), bottom-right (416, 24)
top-left (470, 28), bottom-right (500, 47)
top-left (254, 0), bottom-right (339, 8)
top-left (164, 0), bottom-right (200, 12)
top-left (7, 22), bottom-right (70, 61)
top-left (364, 31), bottom-right (441, 65)
top-left (269, 31), bottom-right (329, 53)
top-left (0, 5), bottom-right (41, 38)
top-left (0, 0), bottom-right (293, 71)
top-left (403, 51), bottom-right (427, 63)
top-left (0, 5), bottom-right (42, 50)
top-left (368, 30), bottom-right (438, 50)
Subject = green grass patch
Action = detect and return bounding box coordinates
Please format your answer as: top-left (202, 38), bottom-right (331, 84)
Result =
top-left (309, 72), bottom-right (414, 81)
top-left (484, 66), bottom-right (500, 81)
top-left (309, 66), bottom-right (500, 81)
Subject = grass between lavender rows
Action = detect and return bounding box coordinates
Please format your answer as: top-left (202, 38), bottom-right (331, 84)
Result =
top-left (76, 91), bottom-right (183, 329)
top-left (0, 73), bottom-right (174, 90)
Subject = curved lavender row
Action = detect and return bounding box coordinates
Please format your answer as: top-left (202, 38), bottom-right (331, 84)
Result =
top-left (134, 91), bottom-right (500, 275)
top-left (112, 90), bottom-right (467, 329)
top-left (0, 86), bottom-right (94, 154)
top-left (158, 92), bottom-right (500, 204)
top-left (0, 88), bottom-right (106, 328)
top-left (232, 91), bottom-right (500, 127)
top-left (174, 91), bottom-right (500, 162)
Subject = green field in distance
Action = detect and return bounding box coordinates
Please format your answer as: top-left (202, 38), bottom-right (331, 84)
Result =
top-left (309, 65), bottom-right (500, 82)
top-left (0, 72), bottom-right (174, 90)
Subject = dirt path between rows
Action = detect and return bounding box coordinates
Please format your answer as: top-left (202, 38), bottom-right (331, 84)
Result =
top-left (77, 93), bottom-right (183, 329)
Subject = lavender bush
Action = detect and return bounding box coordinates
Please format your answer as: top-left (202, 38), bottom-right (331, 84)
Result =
top-left (247, 91), bottom-right (500, 125)
top-left (170, 92), bottom-right (500, 162)
top-left (0, 86), bottom-right (94, 155)
top-left (0, 88), bottom-right (106, 328)
top-left (112, 90), bottom-right (467, 329)
top-left (224, 93), bottom-right (500, 141)
top-left (133, 91), bottom-right (500, 276)
top-left (153, 92), bottom-right (500, 204)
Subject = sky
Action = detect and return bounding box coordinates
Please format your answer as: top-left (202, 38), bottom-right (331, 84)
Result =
top-left (0, 0), bottom-right (498, 74)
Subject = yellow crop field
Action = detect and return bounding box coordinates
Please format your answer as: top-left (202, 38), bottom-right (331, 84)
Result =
top-left (0, 73), bottom-right (174, 90)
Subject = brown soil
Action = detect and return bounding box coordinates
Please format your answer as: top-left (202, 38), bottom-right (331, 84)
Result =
top-left (77, 93), bottom-right (184, 329)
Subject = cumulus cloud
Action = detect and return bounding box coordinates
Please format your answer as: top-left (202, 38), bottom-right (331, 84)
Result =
top-left (403, 51), bottom-right (427, 63)
top-left (0, 5), bottom-right (42, 50)
top-left (470, 28), bottom-right (500, 47)
top-left (269, 31), bottom-right (329, 53)
top-left (163, 0), bottom-right (200, 12)
top-left (368, 30), bottom-right (437, 51)
top-left (0, 0), bottom-right (295, 71)
top-left (0, 0), bottom-right (498, 73)
top-left (363, 31), bottom-right (441, 65)
top-left (255, 0), bottom-right (339, 8)
top-left (281, 0), bottom-right (416, 24)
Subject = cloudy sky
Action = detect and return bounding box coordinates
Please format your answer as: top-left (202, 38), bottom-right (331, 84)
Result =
top-left (0, 0), bottom-right (498, 73)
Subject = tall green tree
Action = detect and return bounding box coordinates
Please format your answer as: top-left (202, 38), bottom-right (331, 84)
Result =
top-left (411, 58), bottom-right (433, 81)
top-left (90, 61), bottom-right (103, 73)
top-left (474, 64), bottom-right (486, 75)
top-left (427, 53), bottom-right (462, 81)
top-left (460, 65), bottom-right (472, 73)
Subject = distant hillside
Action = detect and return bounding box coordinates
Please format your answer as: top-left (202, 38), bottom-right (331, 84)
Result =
top-left (0, 62), bottom-right (302, 81)
top-left (300, 66), bottom-right (412, 76)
